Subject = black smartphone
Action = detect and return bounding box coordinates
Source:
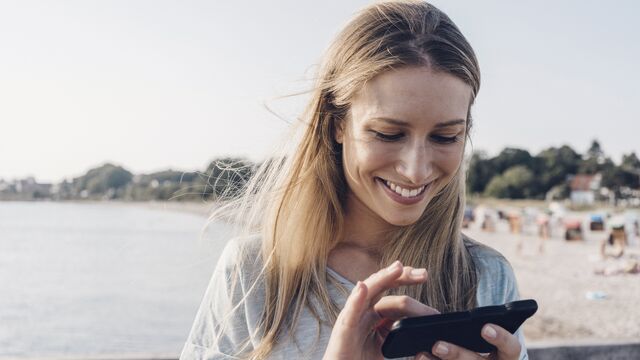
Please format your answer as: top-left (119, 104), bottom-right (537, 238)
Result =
top-left (381, 299), bottom-right (538, 358)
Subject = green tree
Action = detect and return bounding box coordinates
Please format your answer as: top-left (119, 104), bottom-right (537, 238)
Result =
top-left (622, 152), bottom-right (640, 169)
top-left (141, 170), bottom-right (198, 184)
top-left (74, 163), bottom-right (133, 197)
top-left (197, 157), bottom-right (255, 200)
top-left (535, 145), bottom-right (581, 195)
top-left (587, 139), bottom-right (604, 159)
top-left (466, 151), bottom-right (495, 194)
top-left (619, 152), bottom-right (640, 193)
top-left (483, 165), bottom-right (534, 199)
top-left (597, 159), bottom-right (616, 187)
top-left (492, 148), bottom-right (533, 174)
top-left (580, 139), bottom-right (607, 174)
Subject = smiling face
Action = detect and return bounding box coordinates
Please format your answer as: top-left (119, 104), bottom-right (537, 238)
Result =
top-left (335, 66), bottom-right (472, 229)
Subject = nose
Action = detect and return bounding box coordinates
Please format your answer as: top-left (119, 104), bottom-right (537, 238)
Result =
top-left (395, 141), bottom-right (433, 185)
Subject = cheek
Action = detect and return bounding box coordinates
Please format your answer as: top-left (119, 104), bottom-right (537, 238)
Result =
top-left (434, 145), bottom-right (464, 176)
top-left (343, 138), bottom-right (391, 175)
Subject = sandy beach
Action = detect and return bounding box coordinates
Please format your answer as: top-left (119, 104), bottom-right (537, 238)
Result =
top-left (464, 222), bottom-right (640, 345)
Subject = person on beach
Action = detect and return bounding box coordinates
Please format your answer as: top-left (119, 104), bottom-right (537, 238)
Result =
top-left (600, 224), bottom-right (628, 259)
top-left (181, 1), bottom-right (528, 359)
top-left (535, 212), bottom-right (550, 254)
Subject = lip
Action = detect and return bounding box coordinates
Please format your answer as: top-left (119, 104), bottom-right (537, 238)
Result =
top-left (376, 177), bottom-right (430, 205)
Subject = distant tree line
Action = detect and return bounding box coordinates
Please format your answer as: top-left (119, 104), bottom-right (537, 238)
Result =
top-left (467, 140), bottom-right (640, 199)
top-left (2, 139), bottom-right (639, 202)
top-left (0, 157), bottom-right (256, 202)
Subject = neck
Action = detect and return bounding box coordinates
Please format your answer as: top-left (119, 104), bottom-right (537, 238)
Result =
top-left (339, 192), bottom-right (395, 252)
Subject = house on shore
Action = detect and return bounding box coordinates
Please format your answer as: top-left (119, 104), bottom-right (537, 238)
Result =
top-left (569, 174), bottom-right (601, 206)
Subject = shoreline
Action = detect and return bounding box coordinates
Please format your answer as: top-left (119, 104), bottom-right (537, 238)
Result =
top-left (0, 199), bottom-right (216, 217)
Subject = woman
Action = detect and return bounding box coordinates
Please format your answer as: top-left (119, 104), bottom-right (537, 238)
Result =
top-left (181, 1), bottom-right (528, 359)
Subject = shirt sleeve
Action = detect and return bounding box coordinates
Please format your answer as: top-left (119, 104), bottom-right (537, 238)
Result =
top-left (474, 252), bottom-right (529, 360)
top-left (501, 262), bottom-right (529, 360)
top-left (179, 239), bottom-right (255, 360)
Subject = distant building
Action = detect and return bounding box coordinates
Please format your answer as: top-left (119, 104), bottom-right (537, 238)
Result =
top-left (0, 177), bottom-right (52, 200)
top-left (569, 174), bottom-right (601, 205)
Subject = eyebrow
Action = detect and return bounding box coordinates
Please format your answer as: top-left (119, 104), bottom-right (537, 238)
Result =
top-left (370, 117), bottom-right (466, 128)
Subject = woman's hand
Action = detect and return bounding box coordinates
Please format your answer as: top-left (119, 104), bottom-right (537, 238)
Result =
top-left (323, 260), bottom-right (439, 360)
top-left (415, 324), bottom-right (522, 360)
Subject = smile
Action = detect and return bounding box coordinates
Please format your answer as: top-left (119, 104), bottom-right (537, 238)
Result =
top-left (376, 177), bottom-right (430, 205)
top-left (383, 179), bottom-right (427, 197)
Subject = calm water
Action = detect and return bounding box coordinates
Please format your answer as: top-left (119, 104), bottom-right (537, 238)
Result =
top-left (0, 202), bottom-right (230, 358)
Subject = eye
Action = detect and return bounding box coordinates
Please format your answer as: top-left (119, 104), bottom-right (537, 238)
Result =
top-left (372, 131), bottom-right (404, 142)
top-left (430, 134), bottom-right (459, 144)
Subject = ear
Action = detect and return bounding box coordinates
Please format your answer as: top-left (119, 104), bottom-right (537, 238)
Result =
top-left (334, 119), bottom-right (344, 144)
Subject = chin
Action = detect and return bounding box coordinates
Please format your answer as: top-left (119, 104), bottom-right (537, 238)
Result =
top-left (383, 212), bottom-right (424, 227)
top-left (380, 196), bottom-right (433, 227)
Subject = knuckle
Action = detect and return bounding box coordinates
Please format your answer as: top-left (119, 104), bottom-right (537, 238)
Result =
top-left (373, 268), bottom-right (390, 281)
top-left (366, 272), bottom-right (379, 283)
top-left (398, 295), bottom-right (412, 309)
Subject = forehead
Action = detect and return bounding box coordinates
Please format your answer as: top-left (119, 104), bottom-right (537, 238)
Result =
top-left (349, 66), bottom-right (472, 126)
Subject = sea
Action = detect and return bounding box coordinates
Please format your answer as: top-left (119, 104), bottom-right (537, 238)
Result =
top-left (0, 201), bottom-right (231, 358)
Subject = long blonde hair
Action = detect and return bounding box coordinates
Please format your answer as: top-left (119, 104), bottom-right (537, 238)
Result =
top-left (209, 1), bottom-right (481, 358)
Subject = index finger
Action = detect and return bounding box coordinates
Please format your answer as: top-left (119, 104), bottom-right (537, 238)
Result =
top-left (362, 261), bottom-right (427, 305)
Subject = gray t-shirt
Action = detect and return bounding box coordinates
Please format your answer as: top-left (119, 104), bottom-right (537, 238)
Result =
top-left (180, 236), bottom-right (529, 359)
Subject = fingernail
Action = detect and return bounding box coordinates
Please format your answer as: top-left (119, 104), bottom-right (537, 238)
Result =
top-left (483, 325), bottom-right (497, 339)
top-left (434, 342), bottom-right (449, 356)
top-left (410, 268), bottom-right (427, 278)
top-left (386, 260), bottom-right (401, 273)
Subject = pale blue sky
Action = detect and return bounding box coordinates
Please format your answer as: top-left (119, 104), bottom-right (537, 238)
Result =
top-left (1, 0), bottom-right (639, 183)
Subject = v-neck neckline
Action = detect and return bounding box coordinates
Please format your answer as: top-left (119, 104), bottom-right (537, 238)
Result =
top-left (326, 266), bottom-right (356, 288)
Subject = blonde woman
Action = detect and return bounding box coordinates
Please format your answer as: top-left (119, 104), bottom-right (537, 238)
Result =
top-left (181, 1), bottom-right (528, 359)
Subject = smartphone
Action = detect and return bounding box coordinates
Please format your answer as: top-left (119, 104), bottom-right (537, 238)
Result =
top-left (381, 299), bottom-right (538, 358)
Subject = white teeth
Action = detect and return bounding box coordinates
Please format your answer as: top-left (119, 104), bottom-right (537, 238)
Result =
top-left (386, 180), bottom-right (398, 192)
top-left (383, 178), bottom-right (427, 198)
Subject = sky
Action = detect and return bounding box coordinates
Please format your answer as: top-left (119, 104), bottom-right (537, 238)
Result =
top-left (1, 0), bottom-right (639, 183)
